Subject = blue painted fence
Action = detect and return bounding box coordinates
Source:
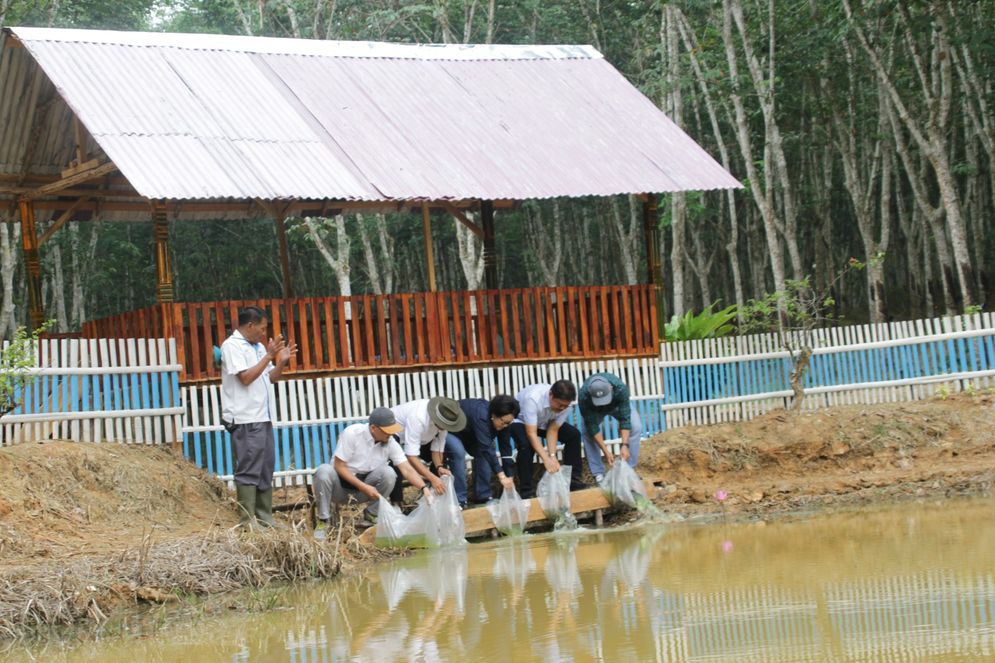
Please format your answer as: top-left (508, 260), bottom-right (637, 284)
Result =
top-left (180, 313), bottom-right (994, 486)
top-left (0, 338), bottom-right (183, 445)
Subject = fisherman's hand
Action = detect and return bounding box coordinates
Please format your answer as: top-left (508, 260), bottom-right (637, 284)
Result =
top-left (543, 455), bottom-right (561, 474)
top-left (603, 448), bottom-right (615, 468)
top-left (619, 444), bottom-right (631, 462)
top-left (360, 484), bottom-right (380, 501)
top-left (429, 474), bottom-right (446, 495)
top-left (277, 341), bottom-right (297, 365)
top-left (437, 466), bottom-right (453, 477)
top-left (499, 475), bottom-right (515, 491)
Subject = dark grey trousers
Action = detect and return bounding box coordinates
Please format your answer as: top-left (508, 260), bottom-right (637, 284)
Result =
top-left (232, 421), bottom-right (275, 491)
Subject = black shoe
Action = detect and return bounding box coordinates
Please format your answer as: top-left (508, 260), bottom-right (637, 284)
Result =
top-left (570, 481), bottom-right (590, 492)
top-left (519, 489), bottom-right (534, 499)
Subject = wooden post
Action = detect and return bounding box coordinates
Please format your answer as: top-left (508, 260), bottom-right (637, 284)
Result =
top-left (643, 196), bottom-right (665, 337)
top-left (17, 199), bottom-right (44, 330)
top-left (481, 200), bottom-right (497, 291)
top-left (152, 202), bottom-right (175, 303)
top-left (274, 213), bottom-right (294, 299)
top-left (421, 202), bottom-right (437, 292)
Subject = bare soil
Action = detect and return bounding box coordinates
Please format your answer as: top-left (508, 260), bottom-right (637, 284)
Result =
top-left (0, 392), bottom-right (992, 639)
top-left (639, 392), bottom-right (995, 517)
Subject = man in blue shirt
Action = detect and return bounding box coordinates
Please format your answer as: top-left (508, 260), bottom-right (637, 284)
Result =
top-left (445, 395), bottom-right (519, 506)
top-left (578, 372), bottom-right (643, 483)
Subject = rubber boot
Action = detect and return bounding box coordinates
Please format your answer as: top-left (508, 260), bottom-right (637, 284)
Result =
top-left (236, 483), bottom-right (257, 529)
top-left (255, 488), bottom-right (275, 527)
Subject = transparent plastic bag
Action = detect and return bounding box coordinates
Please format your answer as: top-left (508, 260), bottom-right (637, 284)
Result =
top-left (486, 486), bottom-right (531, 536)
top-left (375, 497), bottom-right (408, 547)
top-left (375, 476), bottom-right (465, 548)
top-left (431, 474), bottom-right (465, 546)
top-left (600, 460), bottom-right (646, 509)
top-left (537, 466), bottom-right (577, 530)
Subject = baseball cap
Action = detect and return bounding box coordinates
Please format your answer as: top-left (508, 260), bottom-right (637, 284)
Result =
top-left (588, 377), bottom-right (613, 406)
top-left (369, 407), bottom-right (402, 435)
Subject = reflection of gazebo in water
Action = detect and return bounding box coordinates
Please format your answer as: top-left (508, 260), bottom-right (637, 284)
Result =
top-left (0, 27), bottom-right (739, 381)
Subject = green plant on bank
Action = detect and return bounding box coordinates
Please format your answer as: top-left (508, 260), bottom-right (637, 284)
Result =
top-left (0, 320), bottom-right (54, 417)
top-left (963, 305), bottom-right (983, 315)
top-left (739, 256), bottom-right (881, 412)
top-left (664, 303), bottom-right (738, 342)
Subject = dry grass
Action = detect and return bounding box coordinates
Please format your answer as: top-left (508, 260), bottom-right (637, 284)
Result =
top-left (0, 524), bottom-right (350, 641)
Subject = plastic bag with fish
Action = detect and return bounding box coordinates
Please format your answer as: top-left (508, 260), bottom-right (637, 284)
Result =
top-left (537, 465), bottom-right (577, 530)
top-left (486, 486), bottom-right (531, 536)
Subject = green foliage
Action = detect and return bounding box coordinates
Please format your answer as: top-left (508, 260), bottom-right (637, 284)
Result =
top-left (663, 303), bottom-right (737, 342)
top-left (0, 321), bottom-right (54, 417)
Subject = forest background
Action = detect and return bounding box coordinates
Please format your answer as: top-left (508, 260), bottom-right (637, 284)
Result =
top-left (0, 0), bottom-right (991, 340)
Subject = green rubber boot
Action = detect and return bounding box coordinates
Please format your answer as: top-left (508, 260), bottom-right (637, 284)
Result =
top-left (236, 483), bottom-right (257, 528)
top-left (255, 488), bottom-right (275, 527)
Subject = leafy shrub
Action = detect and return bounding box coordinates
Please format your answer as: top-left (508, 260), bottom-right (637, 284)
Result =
top-left (663, 303), bottom-right (737, 342)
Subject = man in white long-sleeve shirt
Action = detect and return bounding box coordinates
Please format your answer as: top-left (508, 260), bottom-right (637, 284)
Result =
top-left (388, 397), bottom-right (467, 503)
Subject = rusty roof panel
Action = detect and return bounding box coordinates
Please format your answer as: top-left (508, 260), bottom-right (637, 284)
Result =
top-left (3, 27), bottom-right (740, 202)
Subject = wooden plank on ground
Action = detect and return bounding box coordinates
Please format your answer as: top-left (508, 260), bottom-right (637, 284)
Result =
top-left (357, 480), bottom-right (657, 546)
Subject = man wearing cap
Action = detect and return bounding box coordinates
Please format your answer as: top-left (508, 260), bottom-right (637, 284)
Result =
top-left (389, 397), bottom-right (468, 503)
top-left (509, 379), bottom-right (586, 497)
top-left (312, 407), bottom-right (433, 540)
top-left (578, 372), bottom-right (643, 483)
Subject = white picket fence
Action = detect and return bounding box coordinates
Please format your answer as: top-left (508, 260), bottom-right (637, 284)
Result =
top-left (659, 312), bottom-right (995, 429)
top-left (0, 338), bottom-right (184, 446)
top-left (2, 313), bottom-right (992, 488)
top-left (182, 356), bottom-right (664, 487)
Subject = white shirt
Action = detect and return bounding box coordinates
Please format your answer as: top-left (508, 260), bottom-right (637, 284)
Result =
top-left (220, 329), bottom-right (273, 424)
top-left (515, 383), bottom-right (572, 430)
top-left (391, 399), bottom-right (447, 455)
top-left (333, 423), bottom-right (407, 474)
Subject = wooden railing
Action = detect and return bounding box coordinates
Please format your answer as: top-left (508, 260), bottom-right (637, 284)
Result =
top-left (81, 285), bottom-right (659, 382)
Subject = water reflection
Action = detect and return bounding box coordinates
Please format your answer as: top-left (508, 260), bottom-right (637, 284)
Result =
top-left (9, 498), bottom-right (995, 662)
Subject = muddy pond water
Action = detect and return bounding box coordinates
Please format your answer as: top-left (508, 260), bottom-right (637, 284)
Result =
top-left (11, 497), bottom-right (995, 662)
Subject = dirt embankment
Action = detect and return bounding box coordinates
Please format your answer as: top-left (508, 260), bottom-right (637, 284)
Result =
top-left (0, 441), bottom-right (390, 640)
top-left (0, 393), bottom-right (992, 639)
top-left (640, 392), bottom-right (995, 516)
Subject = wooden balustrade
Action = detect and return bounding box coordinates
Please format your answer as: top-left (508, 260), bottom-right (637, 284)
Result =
top-left (80, 285), bottom-right (659, 382)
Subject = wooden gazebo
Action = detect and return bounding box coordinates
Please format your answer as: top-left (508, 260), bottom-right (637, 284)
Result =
top-left (0, 28), bottom-right (739, 381)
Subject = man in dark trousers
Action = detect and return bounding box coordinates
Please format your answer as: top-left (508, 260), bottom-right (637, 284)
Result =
top-left (220, 306), bottom-right (296, 528)
top-left (508, 379), bottom-right (586, 497)
top-left (445, 394), bottom-right (520, 506)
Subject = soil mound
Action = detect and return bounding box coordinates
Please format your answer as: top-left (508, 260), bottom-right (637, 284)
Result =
top-left (640, 393), bottom-right (995, 514)
top-left (0, 441), bottom-right (233, 564)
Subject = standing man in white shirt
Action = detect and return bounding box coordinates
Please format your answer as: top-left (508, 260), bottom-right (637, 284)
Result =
top-left (509, 380), bottom-right (585, 497)
top-left (311, 407), bottom-right (432, 539)
top-left (220, 306), bottom-right (296, 528)
top-left (388, 397), bottom-right (467, 503)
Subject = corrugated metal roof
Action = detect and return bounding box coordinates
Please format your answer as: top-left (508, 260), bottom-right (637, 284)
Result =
top-left (2, 26), bottom-right (740, 203)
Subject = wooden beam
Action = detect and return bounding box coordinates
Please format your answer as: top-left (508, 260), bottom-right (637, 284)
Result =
top-left (17, 200), bottom-right (44, 330)
top-left (422, 202), bottom-right (437, 292)
top-left (151, 202), bottom-right (175, 303)
top-left (275, 213), bottom-right (295, 300)
top-left (442, 201), bottom-right (484, 238)
top-left (643, 197), bottom-right (665, 337)
top-left (357, 480), bottom-right (658, 545)
top-left (61, 158), bottom-right (99, 180)
top-left (21, 161), bottom-right (117, 200)
top-left (38, 197), bottom-right (87, 246)
top-left (255, 200), bottom-right (296, 299)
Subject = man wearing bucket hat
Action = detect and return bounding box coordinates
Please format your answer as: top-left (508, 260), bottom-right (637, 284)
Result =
top-left (389, 396), bottom-right (468, 503)
top-left (312, 407), bottom-right (432, 540)
top-left (578, 372), bottom-right (643, 484)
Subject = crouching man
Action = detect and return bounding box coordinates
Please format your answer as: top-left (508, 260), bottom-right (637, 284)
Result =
top-left (312, 407), bottom-right (432, 540)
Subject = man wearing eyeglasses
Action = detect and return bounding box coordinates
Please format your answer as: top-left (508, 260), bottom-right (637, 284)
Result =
top-left (445, 394), bottom-right (520, 507)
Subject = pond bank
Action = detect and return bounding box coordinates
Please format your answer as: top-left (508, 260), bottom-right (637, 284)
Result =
top-left (1, 392), bottom-right (992, 640)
